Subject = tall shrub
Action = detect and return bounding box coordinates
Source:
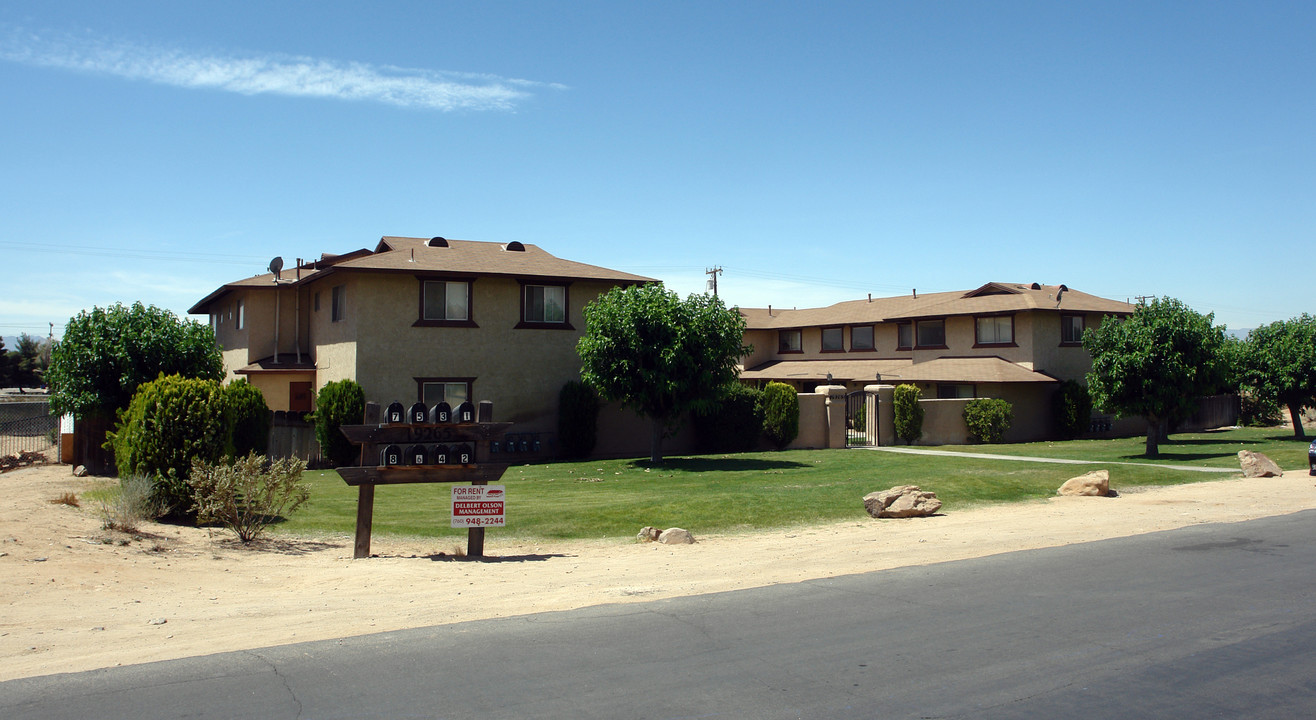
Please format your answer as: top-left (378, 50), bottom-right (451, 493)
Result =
top-left (892, 384), bottom-right (924, 444)
top-left (108, 373), bottom-right (232, 513)
top-left (558, 380), bottom-right (601, 459)
top-left (1053, 380), bottom-right (1092, 440)
top-left (761, 382), bottom-right (799, 449)
top-left (226, 379), bottom-right (271, 456)
top-left (314, 379), bottom-right (366, 467)
top-left (963, 398), bottom-right (1013, 443)
top-left (693, 383), bottom-right (765, 453)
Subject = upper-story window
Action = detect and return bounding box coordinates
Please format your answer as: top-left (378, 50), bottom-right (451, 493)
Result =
top-left (236, 298), bottom-right (245, 330)
top-left (517, 283), bottom-right (572, 329)
top-left (331, 285), bottom-right (346, 323)
top-left (421, 280), bottom-right (471, 322)
top-left (821, 327), bottom-right (844, 352)
top-left (975, 315), bottom-right (1013, 346)
top-left (916, 319), bottom-right (946, 348)
top-left (896, 322), bottom-right (913, 350)
top-left (1061, 314), bottom-right (1085, 345)
top-left (851, 325), bottom-right (875, 351)
top-left (778, 329), bottom-right (802, 353)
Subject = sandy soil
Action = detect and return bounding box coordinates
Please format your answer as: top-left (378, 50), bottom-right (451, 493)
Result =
top-left (2, 461), bottom-right (1314, 682)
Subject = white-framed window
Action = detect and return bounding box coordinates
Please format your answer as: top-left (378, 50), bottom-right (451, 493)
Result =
top-left (778, 329), bottom-right (802, 353)
top-left (916, 319), bottom-right (945, 348)
top-left (423, 280), bottom-right (470, 321)
top-left (821, 327), bottom-right (844, 352)
top-left (331, 285), bottom-right (345, 323)
top-left (851, 325), bottom-right (874, 351)
top-left (525, 285), bottom-right (566, 324)
top-left (1061, 314), bottom-right (1085, 344)
top-left (975, 315), bottom-right (1013, 345)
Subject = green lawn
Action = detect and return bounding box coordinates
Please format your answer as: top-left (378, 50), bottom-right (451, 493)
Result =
top-left (274, 429), bottom-right (1259, 542)
top-left (930, 426), bottom-right (1311, 469)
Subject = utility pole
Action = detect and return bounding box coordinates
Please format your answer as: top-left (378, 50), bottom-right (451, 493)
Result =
top-left (705, 266), bottom-right (722, 296)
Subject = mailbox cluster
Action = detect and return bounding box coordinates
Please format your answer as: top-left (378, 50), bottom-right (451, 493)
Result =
top-left (380, 442), bottom-right (474, 467)
top-left (384, 400), bottom-right (477, 425)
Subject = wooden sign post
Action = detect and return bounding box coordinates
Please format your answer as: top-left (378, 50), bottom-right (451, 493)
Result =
top-left (336, 401), bottom-right (512, 559)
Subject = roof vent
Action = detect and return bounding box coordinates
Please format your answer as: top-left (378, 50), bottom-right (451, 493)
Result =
top-left (1030, 282), bottom-right (1041, 290)
top-left (427, 236), bottom-right (448, 248)
top-left (505, 241), bottom-right (525, 252)
top-left (1057, 284), bottom-right (1068, 292)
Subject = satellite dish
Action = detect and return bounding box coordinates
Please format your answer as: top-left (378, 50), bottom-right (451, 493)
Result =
top-left (269, 256), bottom-right (284, 280)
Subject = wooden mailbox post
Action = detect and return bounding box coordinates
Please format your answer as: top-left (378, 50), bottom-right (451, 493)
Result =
top-left (336, 401), bottom-right (512, 559)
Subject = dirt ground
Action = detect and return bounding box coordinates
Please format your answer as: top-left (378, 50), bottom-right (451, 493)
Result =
top-left (2, 461), bottom-right (1314, 682)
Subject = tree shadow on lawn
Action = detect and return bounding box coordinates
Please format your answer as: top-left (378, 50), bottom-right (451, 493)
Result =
top-left (629, 457), bottom-right (813, 473)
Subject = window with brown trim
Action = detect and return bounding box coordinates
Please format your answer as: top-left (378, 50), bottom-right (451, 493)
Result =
top-left (1061, 314), bottom-right (1085, 345)
top-left (937, 383), bottom-right (975, 399)
top-left (896, 322), bottom-right (913, 350)
top-left (974, 315), bottom-right (1014, 346)
top-left (417, 377), bottom-right (474, 406)
top-left (517, 282), bottom-right (574, 329)
top-left (915, 319), bottom-right (946, 348)
top-left (331, 285), bottom-right (345, 323)
top-left (821, 327), bottom-right (844, 352)
top-left (415, 278), bottom-right (477, 327)
top-left (778, 329), bottom-right (802, 353)
top-left (850, 325), bottom-right (875, 351)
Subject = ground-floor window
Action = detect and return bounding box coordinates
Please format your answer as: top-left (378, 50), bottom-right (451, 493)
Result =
top-left (936, 383), bottom-right (975, 399)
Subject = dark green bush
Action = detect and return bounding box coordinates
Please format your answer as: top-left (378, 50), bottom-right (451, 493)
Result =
top-left (693, 383), bottom-right (765, 453)
top-left (963, 398), bottom-right (1013, 443)
top-left (313, 379), bottom-right (365, 467)
top-left (558, 380), bottom-right (601, 459)
top-left (1053, 380), bottom-right (1093, 440)
top-left (226, 379), bottom-right (271, 457)
top-left (893, 384), bottom-right (924, 444)
top-left (761, 382), bottom-right (799, 449)
top-left (1239, 390), bottom-right (1282, 427)
top-left (108, 373), bottom-right (232, 513)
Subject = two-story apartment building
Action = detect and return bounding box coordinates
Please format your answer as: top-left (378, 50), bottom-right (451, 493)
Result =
top-left (738, 282), bottom-right (1135, 441)
top-left (189, 236), bottom-right (655, 453)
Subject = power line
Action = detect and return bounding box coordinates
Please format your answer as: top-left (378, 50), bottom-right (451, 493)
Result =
top-left (0, 240), bottom-right (268, 266)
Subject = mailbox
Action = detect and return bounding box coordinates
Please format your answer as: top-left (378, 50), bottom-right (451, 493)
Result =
top-left (407, 444), bottom-right (428, 466)
top-left (433, 444), bottom-right (451, 465)
top-left (456, 401), bottom-right (476, 424)
top-left (380, 444), bottom-right (403, 466)
top-left (385, 402), bottom-right (406, 424)
top-left (408, 402), bottom-right (429, 424)
top-left (454, 443), bottom-right (474, 465)
top-left (430, 401), bottom-right (452, 424)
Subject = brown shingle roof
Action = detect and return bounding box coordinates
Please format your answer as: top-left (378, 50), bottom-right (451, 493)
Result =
top-left (190, 237), bottom-right (655, 314)
top-left (740, 356), bottom-right (1057, 385)
top-left (740, 283), bottom-right (1132, 329)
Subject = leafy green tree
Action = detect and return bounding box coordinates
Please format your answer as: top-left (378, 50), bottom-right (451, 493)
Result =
top-left (1240, 314), bottom-right (1316, 438)
top-left (313, 379), bottom-right (366, 467)
top-left (577, 285), bottom-right (749, 463)
top-left (1084, 297), bottom-right (1227, 456)
top-left (0, 336), bottom-right (12, 387)
top-left (1053, 380), bottom-right (1093, 440)
top-left (12, 334), bottom-right (47, 388)
top-left (46, 302), bottom-right (223, 421)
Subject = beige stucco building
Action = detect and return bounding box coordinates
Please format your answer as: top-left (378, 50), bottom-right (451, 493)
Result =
top-left (190, 236), bottom-right (654, 454)
top-left (738, 282), bottom-right (1137, 443)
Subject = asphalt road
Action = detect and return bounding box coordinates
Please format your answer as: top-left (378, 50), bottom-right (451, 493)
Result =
top-left (5, 511), bottom-right (1316, 719)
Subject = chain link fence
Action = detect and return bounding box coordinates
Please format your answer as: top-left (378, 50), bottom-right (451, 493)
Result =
top-left (0, 401), bottom-right (58, 456)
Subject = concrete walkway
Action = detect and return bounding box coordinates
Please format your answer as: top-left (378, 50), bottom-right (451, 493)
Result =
top-left (864, 445), bottom-right (1240, 473)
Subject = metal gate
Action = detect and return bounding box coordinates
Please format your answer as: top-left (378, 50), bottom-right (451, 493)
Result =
top-left (845, 390), bottom-right (876, 447)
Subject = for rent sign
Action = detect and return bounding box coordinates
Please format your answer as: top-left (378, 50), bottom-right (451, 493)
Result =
top-left (451, 485), bottom-right (506, 528)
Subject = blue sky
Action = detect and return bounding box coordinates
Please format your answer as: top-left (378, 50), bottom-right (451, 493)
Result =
top-left (1, 0), bottom-right (1312, 340)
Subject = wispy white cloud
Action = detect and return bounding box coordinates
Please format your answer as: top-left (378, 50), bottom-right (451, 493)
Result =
top-left (0, 25), bottom-right (561, 111)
